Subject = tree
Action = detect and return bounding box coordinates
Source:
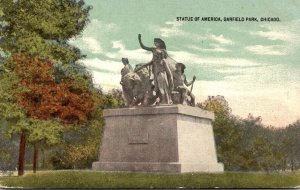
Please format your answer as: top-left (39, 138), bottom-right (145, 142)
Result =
top-left (102, 88), bottom-right (126, 109)
top-left (0, 0), bottom-right (91, 64)
top-left (0, 66), bottom-right (30, 176)
top-left (0, 0), bottom-right (92, 176)
top-left (13, 53), bottom-right (96, 172)
top-left (249, 134), bottom-right (278, 172)
top-left (13, 53), bottom-right (94, 124)
top-left (50, 89), bottom-right (125, 169)
top-left (198, 95), bottom-right (243, 170)
top-left (0, 123), bottom-right (19, 171)
top-left (283, 120), bottom-right (300, 171)
top-left (27, 120), bottom-right (62, 173)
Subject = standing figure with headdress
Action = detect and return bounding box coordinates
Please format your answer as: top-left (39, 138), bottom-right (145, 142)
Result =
top-left (135, 34), bottom-right (174, 105)
top-left (173, 62), bottom-right (196, 106)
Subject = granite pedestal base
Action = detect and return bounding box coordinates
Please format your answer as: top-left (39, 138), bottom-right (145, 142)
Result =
top-left (92, 105), bottom-right (224, 173)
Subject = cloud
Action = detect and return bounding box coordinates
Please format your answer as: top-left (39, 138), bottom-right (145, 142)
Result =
top-left (159, 22), bottom-right (234, 45)
top-left (168, 50), bottom-right (262, 67)
top-left (82, 37), bottom-right (102, 54)
top-left (250, 30), bottom-right (295, 42)
top-left (69, 19), bottom-right (119, 55)
top-left (105, 40), bottom-right (152, 63)
top-left (249, 20), bottom-right (300, 43)
top-left (165, 20), bottom-right (184, 27)
top-left (245, 21), bottom-right (300, 56)
top-left (209, 34), bottom-right (234, 45)
top-left (221, 63), bottom-right (300, 86)
top-left (189, 44), bottom-right (229, 52)
top-left (79, 58), bottom-right (122, 92)
top-left (80, 58), bottom-right (122, 74)
top-left (87, 19), bottom-right (119, 33)
top-left (150, 20), bottom-right (205, 41)
top-left (151, 20), bottom-right (236, 53)
top-left (111, 40), bottom-right (124, 49)
top-left (92, 71), bottom-right (121, 91)
top-left (158, 20), bottom-right (187, 38)
top-left (245, 45), bottom-right (287, 55)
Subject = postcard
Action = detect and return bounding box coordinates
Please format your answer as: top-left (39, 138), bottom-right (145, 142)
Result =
top-left (0, 0), bottom-right (299, 189)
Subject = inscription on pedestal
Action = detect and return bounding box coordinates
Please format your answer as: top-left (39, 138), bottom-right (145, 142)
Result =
top-left (128, 128), bottom-right (149, 144)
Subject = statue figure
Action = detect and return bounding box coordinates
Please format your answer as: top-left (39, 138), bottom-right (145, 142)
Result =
top-left (120, 58), bottom-right (133, 77)
top-left (173, 62), bottom-right (196, 106)
top-left (120, 36), bottom-right (197, 107)
top-left (120, 58), bottom-right (157, 107)
top-left (135, 34), bottom-right (174, 105)
top-left (132, 64), bottom-right (157, 106)
top-left (120, 58), bottom-right (134, 106)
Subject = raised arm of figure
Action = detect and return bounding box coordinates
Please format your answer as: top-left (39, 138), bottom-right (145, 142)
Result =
top-left (138, 34), bottom-right (154, 51)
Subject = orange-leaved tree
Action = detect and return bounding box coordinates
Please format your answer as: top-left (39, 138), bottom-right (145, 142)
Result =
top-left (13, 53), bottom-right (95, 174)
top-left (14, 53), bottom-right (94, 124)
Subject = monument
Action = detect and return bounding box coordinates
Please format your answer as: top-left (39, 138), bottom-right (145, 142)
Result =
top-left (92, 34), bottom-right (224, 173)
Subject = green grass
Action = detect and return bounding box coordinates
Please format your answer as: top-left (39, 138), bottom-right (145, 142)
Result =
top-left (1, 170), bottom-right (300, 188)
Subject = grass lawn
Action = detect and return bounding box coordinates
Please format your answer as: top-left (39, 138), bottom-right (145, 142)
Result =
top-left (0, 170), bottom-right (300, 188)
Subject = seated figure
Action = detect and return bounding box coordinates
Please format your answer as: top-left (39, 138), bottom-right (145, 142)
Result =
top-left (173, 62), bottom-right (196, 106)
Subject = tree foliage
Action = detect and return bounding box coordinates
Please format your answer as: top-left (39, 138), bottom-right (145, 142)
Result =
top-left (0, 0), bottom-right (91, 64)
top-left (198, 96), bottom-right (242, 170)
top-left (0, 0), bottom-right (94, 175)
top-left (0, 124), bottom-right (19, 171)
top-left (13, 53), bottom-right (94, 124)
top-left (0, 67), bottom-right (29, 136)
top-left (49, 89), bottom-right (124, 169)
top-left (198, 96), bottom-right (300, 172)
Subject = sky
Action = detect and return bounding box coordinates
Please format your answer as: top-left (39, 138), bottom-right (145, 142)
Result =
top-left (70, 0), bottom-right (300, 127)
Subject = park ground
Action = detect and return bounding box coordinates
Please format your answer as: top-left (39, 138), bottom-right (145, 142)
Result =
top-left (0, 170), bottom-right (300, 188)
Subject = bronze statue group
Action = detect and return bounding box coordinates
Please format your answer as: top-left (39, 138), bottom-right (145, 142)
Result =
top-left (120, 34), bottom-right (196, 107)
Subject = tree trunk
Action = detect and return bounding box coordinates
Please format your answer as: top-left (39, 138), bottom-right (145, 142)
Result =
top-left (33, 143), bottom-right (38, 173)
top-left (291, 159), bottom-right (294, 171)
top-left (18, 131), bottom-right (26, 176)
top-left (41, 147), bottom-right (45, 169)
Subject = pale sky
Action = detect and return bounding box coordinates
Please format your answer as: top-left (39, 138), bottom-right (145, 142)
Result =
top-left (70, 0), bottom-right (300, 127)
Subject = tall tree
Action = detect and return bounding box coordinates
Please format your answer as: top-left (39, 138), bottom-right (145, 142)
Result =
top-left (0, 0), bottom-right (92, 176)
top-left (13, 53), bottom-right (96, 173)
top-left (0, 0), bottom-right (91, 64)
top-left (0, 67), bottom-right (29, 176)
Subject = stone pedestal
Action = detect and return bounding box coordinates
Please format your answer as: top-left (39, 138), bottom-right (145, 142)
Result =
top-left (92, 105), bottom-right (224, 173)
